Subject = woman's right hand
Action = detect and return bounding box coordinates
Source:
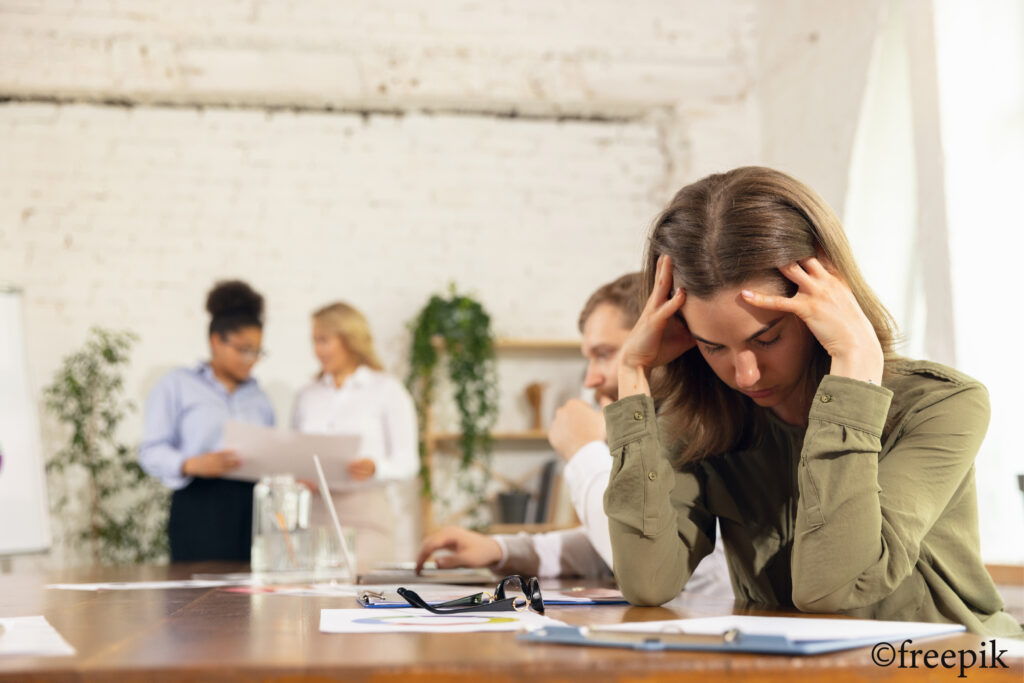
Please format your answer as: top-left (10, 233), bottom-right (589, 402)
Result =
top-left (618, 255), bottom-right (695, 397)
top-left (182, 449), bottom-right (240, 478)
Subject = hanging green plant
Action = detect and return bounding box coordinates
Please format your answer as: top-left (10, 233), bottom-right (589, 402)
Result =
top-left (44, 327), bottom-right (168, 565)
top-left (406, 284), bottom-right (499, 510)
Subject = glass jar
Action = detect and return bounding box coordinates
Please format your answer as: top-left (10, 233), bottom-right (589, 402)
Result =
top-left (251, 474), bottom-right (312, 573)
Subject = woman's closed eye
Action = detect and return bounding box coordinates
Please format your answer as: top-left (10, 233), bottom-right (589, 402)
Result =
top-left (699, 336), bottom-right (780, 354)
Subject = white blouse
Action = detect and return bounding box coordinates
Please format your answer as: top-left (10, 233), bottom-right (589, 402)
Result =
top-left (291, 365), bottom-right (419, 489)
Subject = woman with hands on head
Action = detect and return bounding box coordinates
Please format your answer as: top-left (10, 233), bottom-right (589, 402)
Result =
top-left (139, 280), bottom-right (275, 562)
top-left (606, 166), bottom-right (1021, 636)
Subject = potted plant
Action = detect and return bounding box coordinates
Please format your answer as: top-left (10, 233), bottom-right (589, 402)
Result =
top-left (44, 327), bottom-right (168, 565)
top-left (406, 285), bottom-right (498, 523)
top-left (495, 487), bottom-right (532, 525)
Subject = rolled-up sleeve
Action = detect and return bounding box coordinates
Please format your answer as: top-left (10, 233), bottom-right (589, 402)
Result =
top-left (791, 374), bottom-right (989, 612)
top-left (563, 440), bottom-right (614, 568)
top-left (603, 394), bottom-right (715, 606)
top-left (138, 377), bottom-right (192, 490)
top-left (493, 528), bottom-right (609, 578)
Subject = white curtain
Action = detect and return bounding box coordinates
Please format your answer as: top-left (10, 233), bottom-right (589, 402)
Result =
top-left (845, 0), bottom-right (1024, 564)
top-left (934, 0), bottom-right (1024, 564)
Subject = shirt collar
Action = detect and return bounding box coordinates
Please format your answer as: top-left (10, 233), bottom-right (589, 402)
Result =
top-left (319, 364), bottom-right (373, 390)
top-left (196, 362), bottom-right (256, 390)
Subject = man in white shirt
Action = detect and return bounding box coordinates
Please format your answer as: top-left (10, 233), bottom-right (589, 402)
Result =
top-left (416, 273), bottom-right (731, 596)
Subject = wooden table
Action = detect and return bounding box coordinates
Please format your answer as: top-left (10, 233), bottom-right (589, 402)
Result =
top-left (1, 563), bottom-right (1020, 682)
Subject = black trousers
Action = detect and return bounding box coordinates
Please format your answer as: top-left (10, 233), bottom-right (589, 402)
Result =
top-left (169, 478), bottom-right (254, 562)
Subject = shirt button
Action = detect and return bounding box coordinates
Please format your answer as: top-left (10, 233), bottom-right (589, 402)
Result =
top-left (633, 411), bottom-right (644, 421)
top-left (820, 394), bottom-right (833, 403)
top-left (648, 471), bottom-right (657, 481)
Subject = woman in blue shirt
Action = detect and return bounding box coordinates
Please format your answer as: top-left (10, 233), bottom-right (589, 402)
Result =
top-left (139, 281), bottom-right (275, 562)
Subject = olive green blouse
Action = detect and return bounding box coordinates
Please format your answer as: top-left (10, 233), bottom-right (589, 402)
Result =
top-left (603, 358), bottom-right (1022, 636)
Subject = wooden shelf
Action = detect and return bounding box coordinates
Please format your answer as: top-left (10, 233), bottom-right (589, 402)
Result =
top-left (987, 564), bottom-right (1024, 586)
top-left (431, 429), bottom-right (549, 443)
top-left (420, 336), bottom-right (579, 531)
top-left (429, 336), bottom-right (580, 352)
top-left (495, 338), bottom-right (580, 351)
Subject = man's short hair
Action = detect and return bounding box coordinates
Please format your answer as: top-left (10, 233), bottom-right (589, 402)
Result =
top-left (577, 272), bottom-right (643, 333)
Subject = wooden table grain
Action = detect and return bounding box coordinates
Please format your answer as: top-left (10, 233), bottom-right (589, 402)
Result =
top-left (1, 563), bottom-right (1020, 682)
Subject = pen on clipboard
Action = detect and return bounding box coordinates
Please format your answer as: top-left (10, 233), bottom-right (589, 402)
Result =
top-left (312, 454), bottom-right (357, 579)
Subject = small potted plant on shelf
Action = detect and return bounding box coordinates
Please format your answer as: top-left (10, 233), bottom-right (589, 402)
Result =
top-left (406, 285), bottom-right (498, 525)
top-left (496, 486), bottom-right (532, 525)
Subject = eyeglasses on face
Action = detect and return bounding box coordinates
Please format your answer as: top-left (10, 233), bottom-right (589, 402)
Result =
top-left (397, 574), bottom-right (545, 616)
top-left (224, 342), bottom-right (267, 360)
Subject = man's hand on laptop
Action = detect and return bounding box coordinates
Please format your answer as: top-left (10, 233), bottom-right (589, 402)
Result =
top-left (415, 527), bottom-right (502, 574)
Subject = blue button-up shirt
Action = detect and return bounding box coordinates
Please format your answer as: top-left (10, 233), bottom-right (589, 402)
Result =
top-left (139, 363), bottom-right (275, 490)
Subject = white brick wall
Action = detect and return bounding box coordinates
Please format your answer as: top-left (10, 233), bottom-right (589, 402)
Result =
top-left (1, 100), bottom-right (679, 421)
top-left (0, 99), bottom-right (714, 565)
top-left (0, 0), bottom-right (763, 567)
top-left (0, 0), bottom-right (756, 116)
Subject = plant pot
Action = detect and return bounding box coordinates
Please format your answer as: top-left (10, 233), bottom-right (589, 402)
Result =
top-left (496, 491), bottom-right (531, 524)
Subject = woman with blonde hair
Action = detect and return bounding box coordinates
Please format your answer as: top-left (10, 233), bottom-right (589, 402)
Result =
top-left (605, 166), bottom-right (1021, 635)
top-left (292, 302), bottom-right (418, 568)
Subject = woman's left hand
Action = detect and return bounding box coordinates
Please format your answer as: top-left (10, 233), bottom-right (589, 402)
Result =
top-left (347, 458), bottom-right (376, 481)
top-left (741, 257), bottom-right (884, 384)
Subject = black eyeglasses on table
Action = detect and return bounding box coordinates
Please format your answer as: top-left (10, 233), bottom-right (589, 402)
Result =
top-left (397, 575), bottom-right (545, 616)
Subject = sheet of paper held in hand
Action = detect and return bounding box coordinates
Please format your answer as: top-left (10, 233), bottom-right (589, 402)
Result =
top-left (221, 421), bottom-right (361, 487)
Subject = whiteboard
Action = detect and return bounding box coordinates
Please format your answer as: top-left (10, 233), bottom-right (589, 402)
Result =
top-left (0, 287), bottom-right (51, 555)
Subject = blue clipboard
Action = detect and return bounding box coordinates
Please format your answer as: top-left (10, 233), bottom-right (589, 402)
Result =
top-left (518, 619), bottom-right (967, 656)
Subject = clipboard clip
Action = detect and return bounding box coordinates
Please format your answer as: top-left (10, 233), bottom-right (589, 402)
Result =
top-left (578, 625), bottom-right (741, 647)
top-left (358, 590), bottom-right (388, 606)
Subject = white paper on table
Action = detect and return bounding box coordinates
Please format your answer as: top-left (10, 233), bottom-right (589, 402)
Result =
top-left (0, 616), bottom-right (75, 657)
top-left (590, 615), bottom-right (965, 642)
top-left (46, 579), bottom-right (237, 591)
top-left (221, 421), bottom-right (361, 486)
top-left (319, 608), bottom-right (565, 633)
top-left (218, 583), bottom-right (362, 597)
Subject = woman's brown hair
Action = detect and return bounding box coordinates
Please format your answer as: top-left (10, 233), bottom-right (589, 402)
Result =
top-left (644, 166), bottom-right (898, 465)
